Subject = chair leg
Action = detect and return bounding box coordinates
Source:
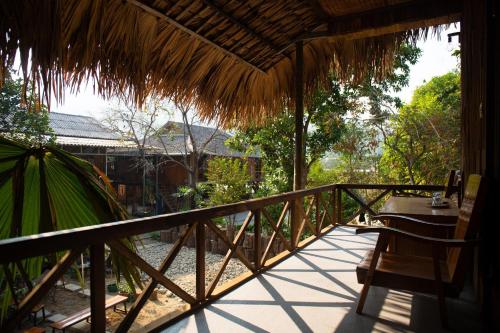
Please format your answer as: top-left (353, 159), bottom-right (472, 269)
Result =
top-left (432, 246), bottom-right (448, 328)
top-left (356, 281), bottom-right (371, 314)
top-left (356, 234), bottom-right (386, 314)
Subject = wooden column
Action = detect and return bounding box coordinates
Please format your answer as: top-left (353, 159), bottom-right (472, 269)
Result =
top-left (315, 194), bottom-right (321, 236)
top-left (195, 221), bottom-right (205, 301)
top-left (253, 210), bottom-right (261, 271)
top-left (90, 244), bottom-right (106, 333)
top-left (291, 41), bottom-right (304, 248)
top-left (331, 188), bottom-right (336, 226)
top-left (336, 187), bottom-right (342, 225)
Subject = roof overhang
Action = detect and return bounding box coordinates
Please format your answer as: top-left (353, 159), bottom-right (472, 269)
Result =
top-left (56, 136), bottom-right (137, 148)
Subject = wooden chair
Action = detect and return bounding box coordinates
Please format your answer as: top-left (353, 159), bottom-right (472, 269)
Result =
top-left (443, 169), bottom-right (457, 198)
top-left (355, 174), bottom-right (486, 327)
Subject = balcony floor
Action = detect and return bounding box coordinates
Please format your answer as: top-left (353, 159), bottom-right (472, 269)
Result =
top-left (163, 227), bottom-right (481, 333)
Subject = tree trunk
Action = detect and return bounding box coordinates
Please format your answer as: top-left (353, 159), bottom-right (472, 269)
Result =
top-left (187, 153), bottom-right (199, 209)
top-left (407, 160), bottom-right (416, 185)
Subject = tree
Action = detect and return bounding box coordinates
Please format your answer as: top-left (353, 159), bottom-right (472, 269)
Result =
top-left (228, 44), bottom-right (422, 192)
top-left (104, 97), bottom-right (167, 208)
top-left (104, 98), bottom-right (223, 211)
top-left (204, 157), bottom-right (251, 229)
top-left (228, 79), bottom-right (351, 192)
top-left (205, 157), bottom-right (251, 206)
top-left (330, 120), bottom-right (380, 183)
top-left (379, 71), bottom-right (461, 184)
top-left (0, 73), bottom-right (55, 146)
top-left (154, 100), bottom-right (222, 191)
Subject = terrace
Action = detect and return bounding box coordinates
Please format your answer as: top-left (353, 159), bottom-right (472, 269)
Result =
top-left (0, 0), bottom-right (498, 332)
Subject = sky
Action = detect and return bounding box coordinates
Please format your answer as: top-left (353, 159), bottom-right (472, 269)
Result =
top-left (49, 25), bottom-right (461, 122)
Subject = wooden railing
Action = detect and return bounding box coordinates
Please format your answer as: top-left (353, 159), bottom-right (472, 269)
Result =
top-left (0, 183), bottom-right (446, 332)
top-left (335, 184), bottom-right (448, 225)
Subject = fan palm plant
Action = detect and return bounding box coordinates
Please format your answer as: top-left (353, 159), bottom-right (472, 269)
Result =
top-left (0, 136), bottom-right (141, 320)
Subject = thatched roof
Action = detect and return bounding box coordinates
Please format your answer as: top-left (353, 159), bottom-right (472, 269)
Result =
top-left (0, 0), bottom-right (460, 127)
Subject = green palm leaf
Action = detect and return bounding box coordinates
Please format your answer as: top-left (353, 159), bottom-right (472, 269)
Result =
top-left (0, 137), bottom-right (141, 321)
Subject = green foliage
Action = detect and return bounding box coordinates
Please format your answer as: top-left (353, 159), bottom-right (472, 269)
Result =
top-left (0, 137), bottom-right (141, 320)
top-left (227, 79), bottom-right (349, 191)
top-left (380, 71), bottom-right (461, 184)
top-left (176, 183), bottom-right (211, 210)
top-left (0, 74), bottom-right (55, 146)
top-left (228, 44), bottom-right (422, 191)
top-left (331, 120), bottom-right (381, 183)
top-left (355, 44), bottom-right (422, 118)
top-left (204, 157), bottom-right (252, 207)
top-left (307, 161), bottom-right (338, 187)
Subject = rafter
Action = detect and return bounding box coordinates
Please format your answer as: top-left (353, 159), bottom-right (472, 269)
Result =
top-left (316, 0), bottom-right (460, 41)
top-left (127, 0), bottom-right (266, 74)
top-left (203, 0), bottom-right (280, 53)
top-left (328, 0), bottom-right (461, 39)
top-left (275, 0), bottom-right (461, 57)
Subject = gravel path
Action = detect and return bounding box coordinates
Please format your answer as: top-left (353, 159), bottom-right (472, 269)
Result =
top-left (137, 240), bottom-right (247, 299)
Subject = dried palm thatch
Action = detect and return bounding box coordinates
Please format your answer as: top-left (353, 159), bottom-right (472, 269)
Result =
top-left (0, 0), bottom-right (458, 127)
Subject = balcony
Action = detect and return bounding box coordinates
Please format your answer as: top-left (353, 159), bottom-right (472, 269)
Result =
top-left (166, 226), bottom-right (480, 333)
top-left (0, 183), bottom-right (480, 332)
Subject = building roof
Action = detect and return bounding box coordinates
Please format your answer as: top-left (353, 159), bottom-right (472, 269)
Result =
top-left (1, 1), bottom-right (460, 128)
top-left (49, 112), bottom-right (135, 148)
top-left (147, 121), bottom-right (259, 158)
top-left (49, 112), bottom-right (120, 140)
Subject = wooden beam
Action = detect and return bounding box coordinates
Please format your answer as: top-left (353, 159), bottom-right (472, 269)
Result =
top-left (325, 0), bottom-right (461, 40)
top-left (291, 40), bottom-right (304, 248)
top-left (206, 212), bottom-right (253, 297)
top-left (109, 240), bottom-right (196, 304)
top-left (293, 40), bottom-right (304, 192)
top-left (195, 221), bottom-right (205, 301)
top-left (115, 224), bottom-right (196, 333)
top-left (253, 210), bottom-right (261, 270)
top-left (202, 0), bottom-right (280, 53)
top-left (204, 219), bottom-right (254, 271)
top-left (90, 244), bottom-right (106, 333)
top-left (0, 184), bottom-right (445, 264)
top-left (126, 0), bottom-right (266, 74)
top-left (276, 0), bottom-right (462, 56)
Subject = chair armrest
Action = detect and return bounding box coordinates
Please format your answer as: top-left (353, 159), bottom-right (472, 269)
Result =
top-left (372, 214), bottom-right (456, 228)
top-left (356, 227), bottom-right (478, 248)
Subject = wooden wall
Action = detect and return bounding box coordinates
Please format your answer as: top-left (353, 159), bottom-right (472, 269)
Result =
top-left (461, 0), bottom-right (499, 329)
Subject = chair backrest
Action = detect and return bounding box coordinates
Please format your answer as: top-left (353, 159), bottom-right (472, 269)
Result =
top-left (447, 174), bottom-right (487, 285)
top-left (443, 170), bottom-right (457, 198)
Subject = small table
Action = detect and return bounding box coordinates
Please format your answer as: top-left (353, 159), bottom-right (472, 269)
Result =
top-left (379, 196), bottom-right (459, 257)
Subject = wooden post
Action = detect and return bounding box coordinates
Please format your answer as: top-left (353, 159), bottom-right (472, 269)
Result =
top-left (90, 243), bottom-right (106, 333)
top-left (336, 187), bottom-right (342, 225)
top-left (196, 221), bottom-right (205, 301)
top-left (331, 188), bottom-right (336, 226)
top-left (315, 194), bottom-right (321, 235)
top-left (253, 210), bottom-right (261, 271)
top-left (291, 40), bottom-right (304, 248)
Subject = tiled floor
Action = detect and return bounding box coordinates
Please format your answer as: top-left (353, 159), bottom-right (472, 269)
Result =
top-left (163, 227), bottom-right (481, 333)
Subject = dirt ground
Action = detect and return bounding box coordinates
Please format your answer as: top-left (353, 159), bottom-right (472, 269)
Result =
top-left (38, 286), bottom-right (188, 332)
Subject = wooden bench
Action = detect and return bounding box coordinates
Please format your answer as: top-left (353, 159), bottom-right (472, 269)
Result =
top-left (23, 327), bottom-right (46, 333)
top-left (49, 295), bottom-right (127, 332)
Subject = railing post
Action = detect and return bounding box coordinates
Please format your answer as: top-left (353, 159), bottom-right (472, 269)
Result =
top-left (90, 243), bottom-right (106, 333)
top-left (196, 221), bottom-right (205, 301)
top-left (336, 187), bottom-right (343, 225)
top-left (315, 194), bottom-right (321, 235)
top-left (253, 209), bottom-right (261, 271)
top-left (291, 199), bottom-right (302, 249)
top-left (331, 187), bottom-right (336, 226)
